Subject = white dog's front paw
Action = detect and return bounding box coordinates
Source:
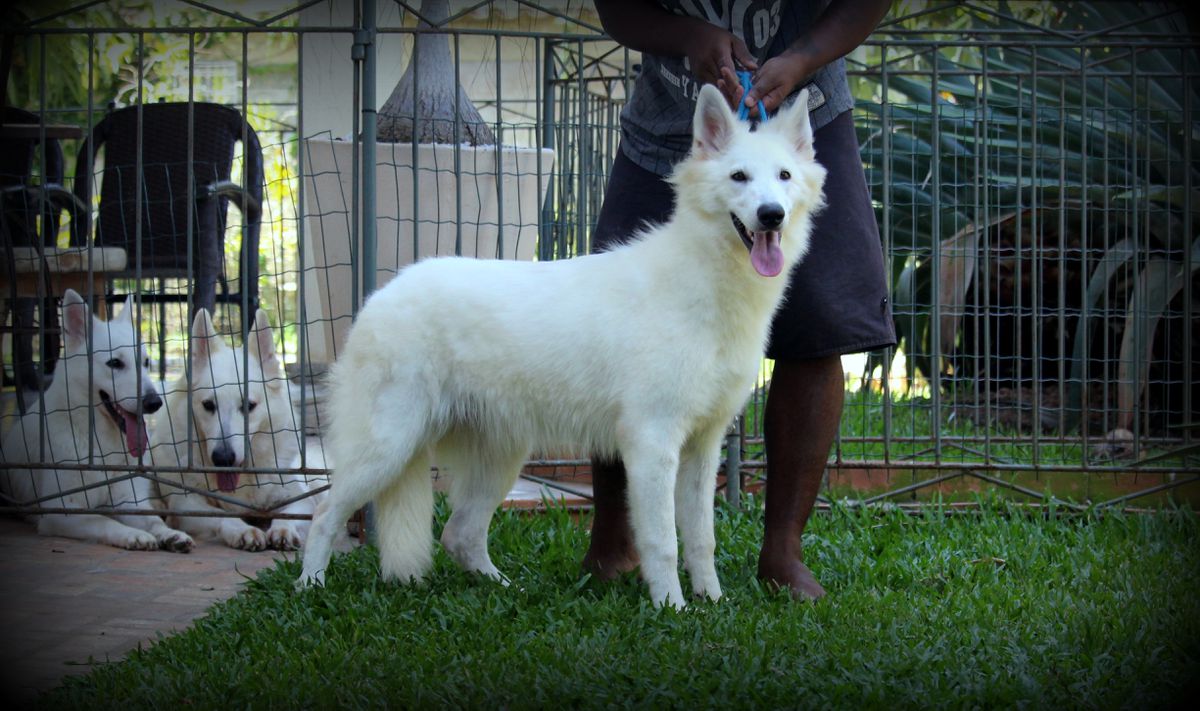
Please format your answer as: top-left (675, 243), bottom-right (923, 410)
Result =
top-left (267, 524), bottom-right (302, 551)
top-left (120, 529), bottom-right (160, 551)
top-left (691, 576), bottom-right (722, 602)
top-left (648, 580), bottom-right (688, 609)
top-left (158, 529), bottom-right (195, 554)
top-left (656, 590), bottom-right (687, 610)
top-left (468, 564), bottom-right (510, 586)
top-left (226, 526), bottom-right (267, 552)
top-left (641, 563), bottom-right (687, 609)
top-left (295, 569), bottom-right (325, 591)
top-left (687, 561), bottom-right (722, 601)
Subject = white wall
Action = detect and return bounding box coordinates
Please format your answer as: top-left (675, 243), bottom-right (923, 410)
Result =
top-left (298, 1), bottom-right (613, 142)
top-left (299, 1), bottom-right (410, 141)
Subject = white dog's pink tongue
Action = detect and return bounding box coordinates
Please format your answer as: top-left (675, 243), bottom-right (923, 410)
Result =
top-left (217, 472), bottom-right (239, 492)
top-left (123, 410), bottom-right (148, 458)
top-left (751, 231), bottom-right (784, 277)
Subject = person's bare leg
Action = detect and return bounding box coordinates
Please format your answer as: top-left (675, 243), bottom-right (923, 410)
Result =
top-left (757, 355), bottom-right (844, 600)
top-left (581, 457), bottom-right (639, 579)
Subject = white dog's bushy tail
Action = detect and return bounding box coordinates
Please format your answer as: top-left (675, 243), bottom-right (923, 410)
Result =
top-left (299, 326), bottom-right (442, 587)
top-left (373, 453), bottom-right (434, 583)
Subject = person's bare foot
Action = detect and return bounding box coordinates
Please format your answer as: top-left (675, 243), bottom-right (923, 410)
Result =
top-left (581, 536), bottom-right (639, 580)
top-left (757, 555), bottom-right (826, 601)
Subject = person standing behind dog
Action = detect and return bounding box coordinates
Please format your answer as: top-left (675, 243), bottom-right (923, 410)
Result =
top-left (584, 0), bottom-right (895, 600)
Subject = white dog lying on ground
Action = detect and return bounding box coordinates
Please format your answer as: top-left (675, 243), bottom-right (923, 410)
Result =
top-left (150, 308), bottom-right (316, 551)
top-left (300, 84), bottom-right (826, 607)
top-left (0, 289), bottom-right (193, 551)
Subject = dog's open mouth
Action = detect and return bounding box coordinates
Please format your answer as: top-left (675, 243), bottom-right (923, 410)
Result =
top-left (214, 471), bottom-right (240, 493)
top-left (731, 213), bottom-right (783, 277)
top-left (99, 391), bottom-right (149, 458)
top-left (206, 448), bottom-right (241, 492)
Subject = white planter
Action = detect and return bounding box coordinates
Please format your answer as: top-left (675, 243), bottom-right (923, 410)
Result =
top-left (301, 139), bottom-right (555, 364)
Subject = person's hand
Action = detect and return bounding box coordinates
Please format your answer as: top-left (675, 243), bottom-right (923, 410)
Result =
top-left (682, 21), bottom-right (758, 110)
top-left (745, 49), bottom-right (813, 118)
top-left (716, 65), bottom-right (745, 112)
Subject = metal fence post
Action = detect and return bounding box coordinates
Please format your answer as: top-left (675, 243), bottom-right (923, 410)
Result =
top-left (357, 0), bottom-right (378, 542)
top-left (539, 40), bottom-right (557, 262)
top-left (725, 416), bottom-right (742, 509)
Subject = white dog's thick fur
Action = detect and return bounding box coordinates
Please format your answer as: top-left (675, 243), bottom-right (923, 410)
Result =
top-left (0, 289), bottom-right (193, 551)
top-left (300, 85), bottom-right (826, 607)
top-left (150, 309), bottom-right (314, 551)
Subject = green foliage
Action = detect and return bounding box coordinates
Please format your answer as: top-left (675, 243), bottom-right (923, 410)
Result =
top-left (5, 1), bottom-right (305, 361)
top-left (852, 2), bottom-right (1199, 428)
top-left (39, 499), bottom-right (1200, 709)
top-left (5, 1), bottom-right (229, 114)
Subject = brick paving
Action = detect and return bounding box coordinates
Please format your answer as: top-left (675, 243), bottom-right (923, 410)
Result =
top-left (0, 474), bottom-right (591, 706)
top-left (0, 517), bottom-right (357, 705)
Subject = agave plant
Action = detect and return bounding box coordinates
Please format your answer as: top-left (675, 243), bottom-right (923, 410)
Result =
top-left (854, 2), bottom-right (1198, 436)
top-left (377, 0), bottom-right (495, 146)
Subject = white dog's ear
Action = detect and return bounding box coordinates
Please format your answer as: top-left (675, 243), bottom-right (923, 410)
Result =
top-left (118, 295), bottom-right (136, 323)
top-left (249, 309), bottom-right (283, 385)
top-left (190, 308), bottom-right (220, 366)
top-left (61, 289), bottom-right (90, 344)
top-left (693, 83), bottom-right (737, 157)
top-left (773, 89), bottom-right (815, 161)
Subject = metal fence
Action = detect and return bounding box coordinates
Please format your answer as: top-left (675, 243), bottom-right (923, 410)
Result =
top-left (820, 3), bottom-right (1199, 509)
top-left (0, 1), bottom-right (1196, 535)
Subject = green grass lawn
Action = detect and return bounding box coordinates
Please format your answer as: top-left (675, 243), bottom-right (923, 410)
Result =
top-left (43, 498), bottom-right (1200, 709)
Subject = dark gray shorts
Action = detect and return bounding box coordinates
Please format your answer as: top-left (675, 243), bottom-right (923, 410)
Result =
top-left (592, 111), bottom-right (896, 361)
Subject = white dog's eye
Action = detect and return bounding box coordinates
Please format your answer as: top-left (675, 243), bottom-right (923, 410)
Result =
top-left (106, 358), bottom-right (124, 370)
top-left (202, 400), bottom-right (217, 413)
top-left (731, 170), bottom-right (748, 182)
top-left (242, 401), bottom-right (257, 413)
top-left (779, 170), bottom-right (791, 181)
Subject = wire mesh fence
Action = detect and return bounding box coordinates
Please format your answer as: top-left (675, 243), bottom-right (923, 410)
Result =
top-left (0, 1), bottom-right (1196, 537)
top-left (1, 2), bottom-right (344, 542)
top-left (824, 3), bottom-right (1199, 509)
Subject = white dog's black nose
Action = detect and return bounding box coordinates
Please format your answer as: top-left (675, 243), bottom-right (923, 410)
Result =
top-left (211, 445), bottom-right (237, 468)
top-left (142, 392), bottom-right (163, 414)
top-left (758, 203), bottom-right (785, 230)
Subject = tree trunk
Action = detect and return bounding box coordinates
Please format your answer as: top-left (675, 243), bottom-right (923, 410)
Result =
top-left (377, 0), bottom-right (495, 146)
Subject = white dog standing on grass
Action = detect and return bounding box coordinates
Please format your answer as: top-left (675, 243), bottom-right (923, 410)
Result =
top-left (150, 308), bottom-right (316, 551)
top-left (300, 84), bottom-right (826, 607)
top-left (0, 289), bottom-right (193, 551)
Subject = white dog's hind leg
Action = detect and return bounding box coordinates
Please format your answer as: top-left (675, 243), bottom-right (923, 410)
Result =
top-left (439, 436), bottom-right (526, 583)
top-left (675, 427), bottom-right (725, 601)
top-left (300, 371), bottom-right (438, 589)
top-left (300, 445), bottom-right (428, 588)
top-left (299, 497), bottom-right (339, 587)
top-left (36, 513), bottom-right (159, 550)
top-left (622, 432), bottom-right (687, 608)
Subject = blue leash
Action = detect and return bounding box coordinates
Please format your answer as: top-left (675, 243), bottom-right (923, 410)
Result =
top-left (736, 70), bottom-right (768, 123)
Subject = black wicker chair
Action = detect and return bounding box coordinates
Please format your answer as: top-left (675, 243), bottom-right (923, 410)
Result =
top-left (71, 102), bottom-right (263, 339)
top-left (0, 106), bottom-right (73, 391)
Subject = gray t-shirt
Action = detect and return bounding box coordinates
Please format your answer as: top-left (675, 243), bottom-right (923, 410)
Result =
top-left (620, 0), bottom-right (855, 175)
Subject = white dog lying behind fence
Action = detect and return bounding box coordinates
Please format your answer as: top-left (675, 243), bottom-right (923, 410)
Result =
top-left (0, 289), bottom-right (193, 551)
top-left (150, 308), bottom-right (317, 551)
top-left (299, 84), bottom-right (827, 607)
